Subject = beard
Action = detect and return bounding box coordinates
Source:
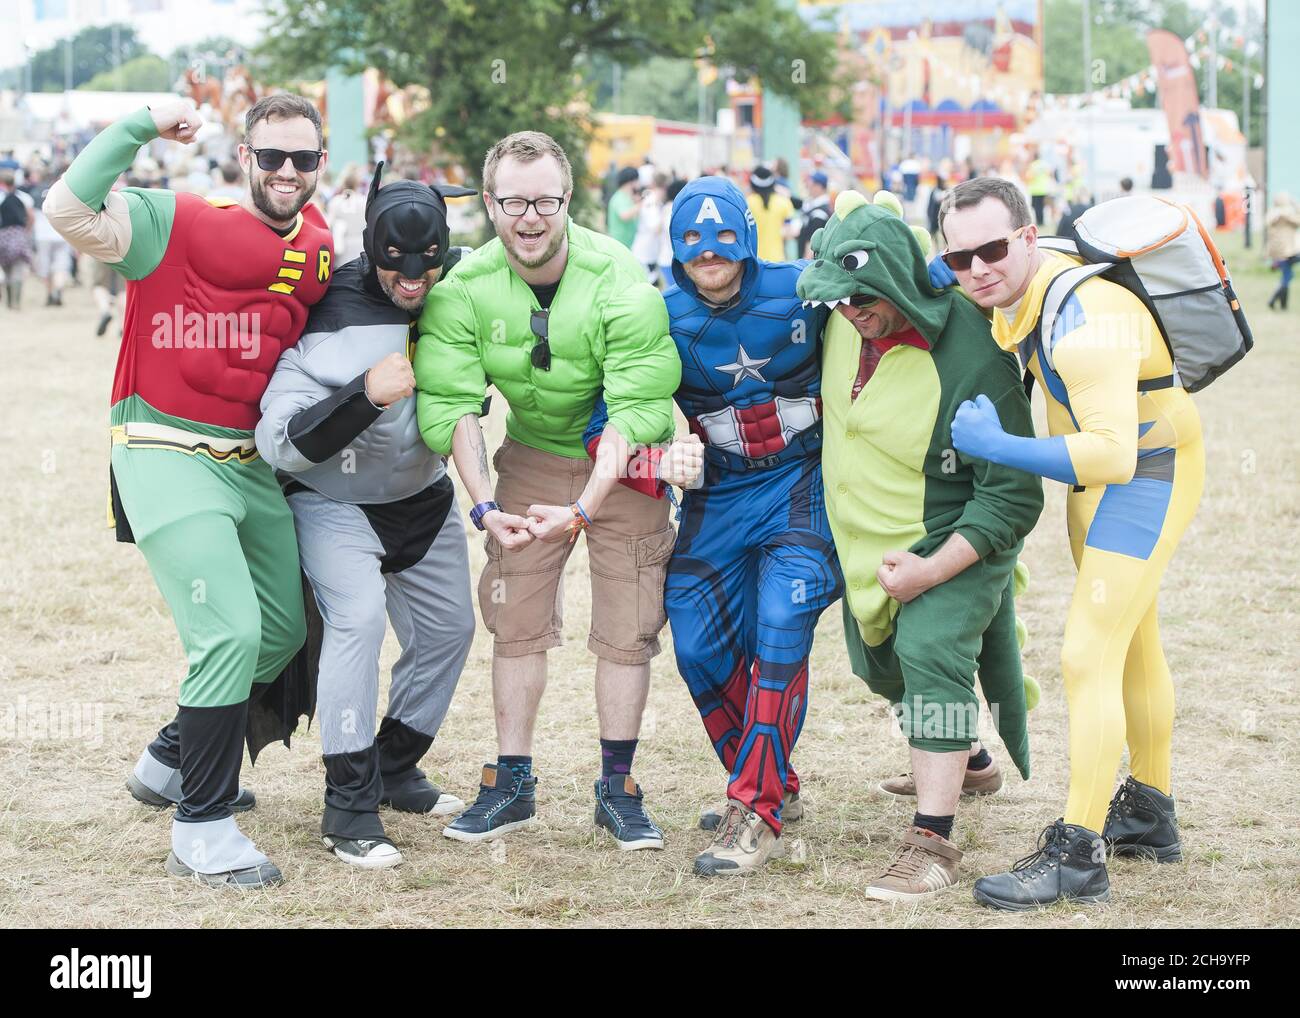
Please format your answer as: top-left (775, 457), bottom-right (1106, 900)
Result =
top-left (500, 221), bottom-right (566, 269)
top-left (377, 271), bottom-right (430, 313)
top-left (841, 304), bottom-right (898, 340)
top-left (684, 259), bottom-right (743, 301)
top-left (250, 173), bottom-right (314, 223)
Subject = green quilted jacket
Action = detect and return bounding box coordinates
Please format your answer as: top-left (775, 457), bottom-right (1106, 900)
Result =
top-left (415, 220), bottom-right (680, 458)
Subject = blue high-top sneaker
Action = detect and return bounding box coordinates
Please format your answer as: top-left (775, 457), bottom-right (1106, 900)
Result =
top-left (442, 765), bottom-right (537, 843)
top-left (594, 775), bottom-right (664, 851)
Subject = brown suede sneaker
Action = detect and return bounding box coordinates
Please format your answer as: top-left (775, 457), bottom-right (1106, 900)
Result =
top-left (693, 801), bottom-right (785, 877)
top-left (878, 757), bottom-right (1003, 798)
top-left (865, 826), bottom-right (964, 901)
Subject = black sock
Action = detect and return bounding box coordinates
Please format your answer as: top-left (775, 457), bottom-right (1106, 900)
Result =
top-left (967, 747), bottom-right (992, 771)
top-left (913, 812), bottom-right (955, 840)
top-left (497, 755), bottom-right (532, 782)
top-left (600, 738), bottom-right (637, 780)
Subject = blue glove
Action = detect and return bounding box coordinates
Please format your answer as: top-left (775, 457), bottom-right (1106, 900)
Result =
top-left (951, 393), bottom-right (1078, 485)
top-left (927, 254), bottom-right (957, 290)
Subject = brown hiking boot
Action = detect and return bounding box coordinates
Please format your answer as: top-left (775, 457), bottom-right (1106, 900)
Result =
top-left (693, 801), bottom-right (785, 877)
top-left (699, 789), bottom-right (803, 831)
top-left (878, 757), bottom-right (1003, 798)
top-left (865, 826), bottom-right (964, 902)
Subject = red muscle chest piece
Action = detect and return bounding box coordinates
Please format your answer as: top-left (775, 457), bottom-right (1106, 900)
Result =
top-left (111, 195), bottom-right (334, 429)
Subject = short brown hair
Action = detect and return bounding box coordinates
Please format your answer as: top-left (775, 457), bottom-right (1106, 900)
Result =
top-left (482, 131), bottom-right (573, 195)
top-left (244, 92), bottom-right (323, 149)
top-left (939, 177), bottom-right (1032, 240)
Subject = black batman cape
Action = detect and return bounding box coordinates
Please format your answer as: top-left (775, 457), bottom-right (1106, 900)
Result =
top-left (246, 569), bottom-right (322, 764)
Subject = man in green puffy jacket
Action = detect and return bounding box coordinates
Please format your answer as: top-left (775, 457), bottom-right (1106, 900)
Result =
top-left (415, 131), bottom-right (683, 851)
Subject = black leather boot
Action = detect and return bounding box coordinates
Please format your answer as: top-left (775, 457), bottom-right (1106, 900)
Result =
top-left (973, 819), bottom-right (1110, 911)
top-left (1103, 775), bottom-right (1182, 862)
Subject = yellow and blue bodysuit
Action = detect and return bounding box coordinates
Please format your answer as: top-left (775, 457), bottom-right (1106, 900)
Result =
top-left (950, 250), bottom-right (1204, 835)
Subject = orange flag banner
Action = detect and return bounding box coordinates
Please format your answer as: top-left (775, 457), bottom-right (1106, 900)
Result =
top-left (1147, 28), bottom-right (1208, 178)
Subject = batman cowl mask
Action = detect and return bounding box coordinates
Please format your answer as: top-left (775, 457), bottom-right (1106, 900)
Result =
top-left (363, 161), bottom-right (476, 279)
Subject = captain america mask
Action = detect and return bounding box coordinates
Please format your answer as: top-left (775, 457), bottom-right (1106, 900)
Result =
top-left (363, 162), bottom-right (476, 279)
top-left (670, 177), bottom-right (758, 266)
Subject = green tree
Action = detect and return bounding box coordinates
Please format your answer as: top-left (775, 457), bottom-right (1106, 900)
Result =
top-left (82, 54), bottom-right (173, 93)
top-left (587, 54), bottom-right (727, 124)
top-left (25, 23), bottom-right (150, 93)
top-left (256, 0), bottom-right (843, 208)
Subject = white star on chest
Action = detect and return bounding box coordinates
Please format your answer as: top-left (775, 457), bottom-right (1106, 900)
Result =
top-left (714, 344), bottom-right (770, 388)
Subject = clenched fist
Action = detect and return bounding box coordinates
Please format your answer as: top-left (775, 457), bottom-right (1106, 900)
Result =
top-left (658, 434), bottom-right (704, 488)
top-left (149, 100), bottom-right (202, 144)
top-left (365, 352), bottom-right (415, 407)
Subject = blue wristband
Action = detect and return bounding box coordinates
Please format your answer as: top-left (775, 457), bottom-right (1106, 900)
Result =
top-left (574, 500), bottom-right (592, 526)
top-left (469, 500), bottom-right (500, 531)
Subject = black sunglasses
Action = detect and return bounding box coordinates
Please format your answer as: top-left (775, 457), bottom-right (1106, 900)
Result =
top-left (529, 310), bottom-right (551, 370)
top-left (250, 147), bottom-right (323, 173)
top-left (941, 226), bottom-right (1027, 272)
top-left (848, 292), bottom-right (880, 308)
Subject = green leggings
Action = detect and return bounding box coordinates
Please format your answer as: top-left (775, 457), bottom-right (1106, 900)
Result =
top-left (110, 444), bottom-right (305, 708)
top-left (843, 547), bottom-right (1030, 779)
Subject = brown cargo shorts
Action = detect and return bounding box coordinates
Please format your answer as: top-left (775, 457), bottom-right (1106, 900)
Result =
top-left (477, 436), bottom-right (675, 664)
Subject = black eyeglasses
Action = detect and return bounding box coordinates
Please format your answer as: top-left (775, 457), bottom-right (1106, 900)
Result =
top-left (250, 147), bottom-right (323, 173)
top-left (493, 194), bottom-right (565, 217)
top-left (941, 226), bottom-right (1027, 272)
top-left (529, 309), bottom-right (551, 370)
top-left (848, 292), bottom-right (880, 308)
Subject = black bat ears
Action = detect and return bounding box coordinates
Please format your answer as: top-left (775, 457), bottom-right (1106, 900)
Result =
top-left (365, 161), bottom-right (386, 212)
top-left (366, 161), bottom-right (475, 205)
top-left (432, 184), bottom-right (477, 200)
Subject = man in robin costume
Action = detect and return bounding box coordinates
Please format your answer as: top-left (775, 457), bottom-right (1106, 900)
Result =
top-left (44, 94), bottom-right (334, 888)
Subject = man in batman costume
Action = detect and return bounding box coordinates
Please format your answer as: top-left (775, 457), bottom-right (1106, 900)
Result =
top-left (256, 165), bottom-right (479, 868)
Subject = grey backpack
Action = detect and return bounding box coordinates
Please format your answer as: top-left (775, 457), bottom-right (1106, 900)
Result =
top-left (1034, 195), bottom-right (1253, 394)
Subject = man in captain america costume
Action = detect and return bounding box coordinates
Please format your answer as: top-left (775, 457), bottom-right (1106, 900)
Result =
top-left (658, 176), bottom-right (843, 877)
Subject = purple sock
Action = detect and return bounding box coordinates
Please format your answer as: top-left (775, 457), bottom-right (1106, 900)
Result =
top-left (600, 738), bottom-right (637, 780)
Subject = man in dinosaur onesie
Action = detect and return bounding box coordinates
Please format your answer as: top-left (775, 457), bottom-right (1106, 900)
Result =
top-left (797, 190), bottom-right (1043, 902)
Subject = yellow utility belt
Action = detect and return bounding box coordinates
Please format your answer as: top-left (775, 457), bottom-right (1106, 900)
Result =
top-left (109, 422), bottom-right (260, 464)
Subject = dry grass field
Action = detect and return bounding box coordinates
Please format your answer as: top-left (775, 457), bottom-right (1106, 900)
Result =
top-left (1, 234), bottom-right (1296, 929)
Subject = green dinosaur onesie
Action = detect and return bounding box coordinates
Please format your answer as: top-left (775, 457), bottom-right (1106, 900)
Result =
top-left (797, 191), bottom-right (1043, 775)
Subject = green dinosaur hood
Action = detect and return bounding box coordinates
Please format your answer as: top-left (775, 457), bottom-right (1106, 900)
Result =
top-left (796, 190), bottom-right (954, 348)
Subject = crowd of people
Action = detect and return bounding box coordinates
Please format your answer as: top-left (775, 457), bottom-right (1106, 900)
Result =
top-left (596, 142), bottom-right (1126, 294)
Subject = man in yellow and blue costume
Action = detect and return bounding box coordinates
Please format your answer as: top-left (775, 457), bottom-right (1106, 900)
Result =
top-left (936, 177), bottom-right (1204, 911)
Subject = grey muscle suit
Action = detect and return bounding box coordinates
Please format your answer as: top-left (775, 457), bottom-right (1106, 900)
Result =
top-left (257, 251), bottom-right (473, 844)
